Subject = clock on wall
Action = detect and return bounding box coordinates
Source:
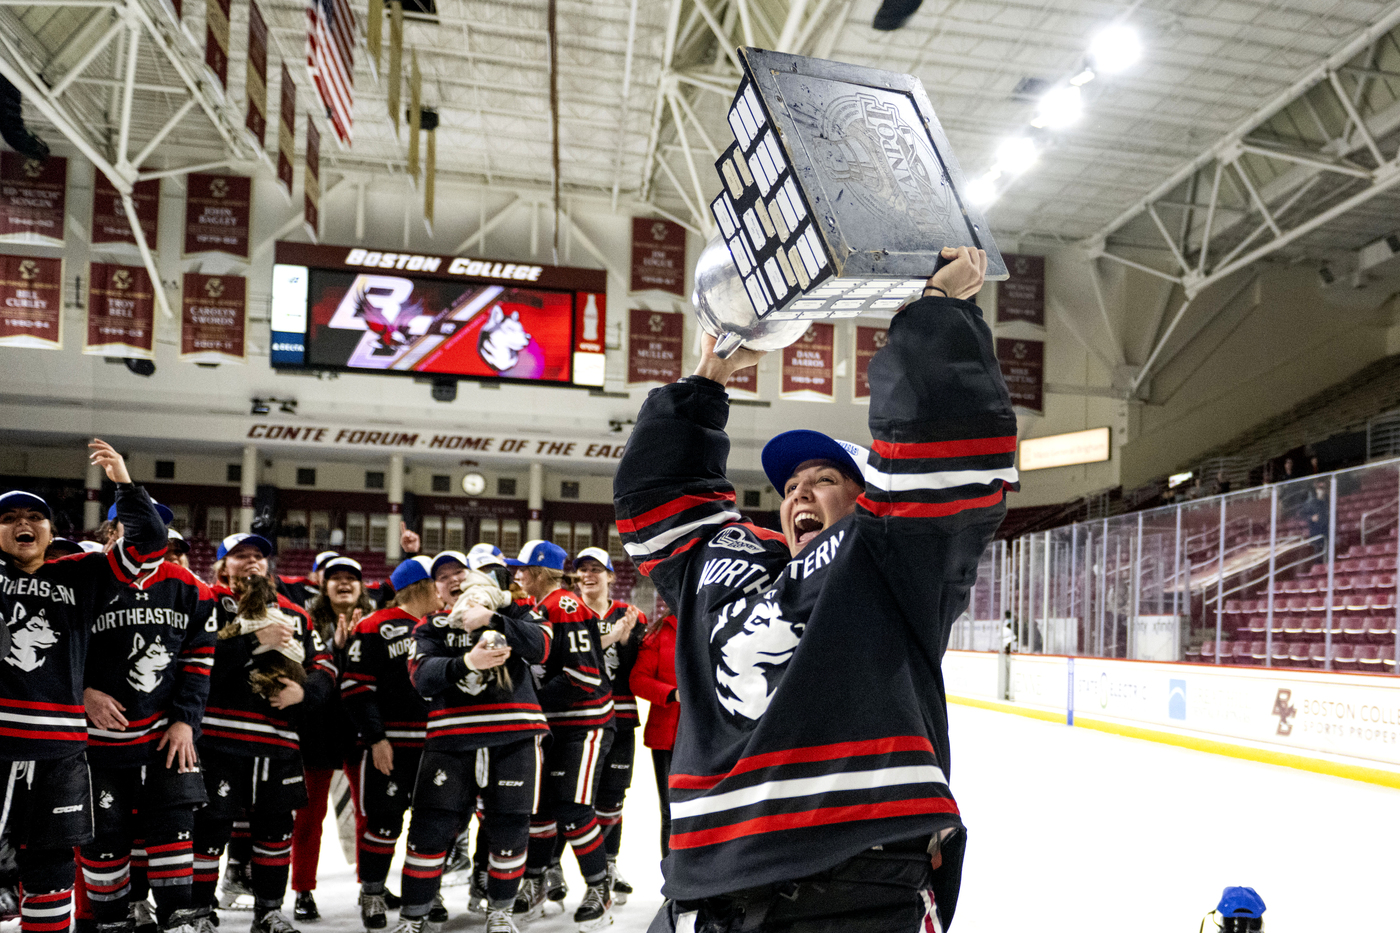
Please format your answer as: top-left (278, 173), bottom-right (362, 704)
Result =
top-left (461, 472), bottom-right (487, 496)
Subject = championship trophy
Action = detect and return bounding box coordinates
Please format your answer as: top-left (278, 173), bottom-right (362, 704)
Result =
top-left (693, 48), bottom-right (1007, 357)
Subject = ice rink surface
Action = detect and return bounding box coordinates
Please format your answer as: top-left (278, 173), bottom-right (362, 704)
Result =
top-left (8, 703), bottom-right (1396, 933)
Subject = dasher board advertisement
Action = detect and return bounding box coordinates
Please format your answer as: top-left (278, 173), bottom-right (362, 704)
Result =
top-left (270, 242), bottom-right (607, 387)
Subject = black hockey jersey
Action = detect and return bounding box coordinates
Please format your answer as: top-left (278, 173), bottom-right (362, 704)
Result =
top-left (198, 582), bottom-right (336, 759)
top-left (409, 604), bottom-right (550, 751)
top-left (532, 587), bottom-right (613, 731)
top-left (0, 484), bottom-right (167, 762)
top-left (596, 601), bottom-right (645, 728)
top-left (614, 295), bottom-right (1018, 907)
top-left (342, 606), bottom-right (431, 749)
top-left (275, 576), bottom-right (318, 610)
top-left (85, 562), bottom-right (216, 766)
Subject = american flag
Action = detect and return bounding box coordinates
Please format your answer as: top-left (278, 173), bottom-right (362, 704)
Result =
top-left (307, 0), bottom-right (355, 146)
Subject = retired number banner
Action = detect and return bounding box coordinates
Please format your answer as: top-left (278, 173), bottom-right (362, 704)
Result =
top-left (277, 64), bottom-right (296, 198)
top-left (0, 254), bottom-right (63, 350)
top-left (630, 217), bottom-right (687, 296)
top-left (0, 153), bottom-right (66, 245)
top-left (853, 324), bottom-right (887, 403)
top-left (304, 119), bottom-right (320, 241)
top-left (626, 308), bottom-right (683, 385)
top-left (245, 0), bottom-right (269, 145)
top-left (86, 263), bottom-right (156, 358)
top-left (728, 364), bottom-right (759, 399)
top-left (181, 273), bottom-right (246, 364)
top-left (996, 337), bottom-right (1044, 413)
top-left (92, 174), bottom-right (159, 248)
top-left (998, 254), bottom-right (1045, 327)
top-left (205, 0), bottom-right (231, 90)
top-left (780, 323), bottom-right (835, 402)
top-left (184, 173), bottom-right (251, 258)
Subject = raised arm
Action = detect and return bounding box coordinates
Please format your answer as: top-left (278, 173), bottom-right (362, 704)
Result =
top-left (93, 439), bottom-right (167, 584)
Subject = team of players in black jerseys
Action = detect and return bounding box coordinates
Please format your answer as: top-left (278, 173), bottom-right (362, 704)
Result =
top-left (0, 455), bottom-right (649, 933)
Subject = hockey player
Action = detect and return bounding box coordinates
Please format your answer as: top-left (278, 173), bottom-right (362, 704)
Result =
top-left (276, 552), bottom-right (338, 610)
top-left (341, 556), bottom-right (438, 931)
top-left (193, 533), bottom-right (337, 933)
top-left (0, 440), bottom-right (169, 933)
top-left (80, 521), bottom-right (217, 933)
top-left (394, 550), bottom-right (550, 933)
top-left (614, 247), bottom-right (1016, 933)
top-left (571, 547), bottom-right (642, 905)
top-left (509, 541), bottom-right (615, 930)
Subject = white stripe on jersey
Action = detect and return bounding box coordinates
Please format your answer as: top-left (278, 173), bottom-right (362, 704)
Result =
top-left (623, 510), bottom-right (743, 559)
top-left (669, 764), bottom-right (948, 821)
top-left (863, 466), bottom-right (1018, 493)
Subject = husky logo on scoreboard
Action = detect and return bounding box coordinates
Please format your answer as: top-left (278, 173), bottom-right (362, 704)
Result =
top-left (710, 595), bottom-right (804, 724)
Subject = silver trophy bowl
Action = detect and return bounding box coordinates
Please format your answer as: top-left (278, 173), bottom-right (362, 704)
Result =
top-left (692, 235), bottom-right (812, 359)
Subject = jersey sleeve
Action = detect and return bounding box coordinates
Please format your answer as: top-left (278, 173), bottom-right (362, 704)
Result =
top-left (409, 618), bottom-right (467, 698)
top-left (535, 609), bottom-right (606, 709)
top-left (342, 621), bottom-right (387, 745)
top-left (168, 577), bottom-right (216, 730)
top-left (498, 604), bottom-right (549, 664)
top-left (105, 484), bottom-right (169, 586)
top-left (613, 377), bottom-right (744, 601)
top-left (292, 603), bottom-right (336, 709)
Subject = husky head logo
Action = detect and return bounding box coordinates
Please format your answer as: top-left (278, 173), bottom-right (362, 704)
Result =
top-left (126, 633), bottom-right (173, 694)
top-left (217, 780), bottom-right (231, 797)
top-left (477, 305), bottom-right (531, 373)
top-left (98, 790), bottom-right (115, 809)
top-left (603, 643), bottom-right (619, 681)
top-left (711, 596), bottom-right (804, 723)
top-left (386, 781), bottom-right (398, 797)
top-left (433, 769), bottom-right (448, 786)
top-left (5, 604), bottom-right (58, 672)
top-left (457, 670), bottom-right (488, 696)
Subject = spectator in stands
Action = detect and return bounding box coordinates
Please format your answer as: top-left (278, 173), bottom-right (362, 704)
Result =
top-left (1304, 480), bottom-right (1330, 561)
top-left (1215, 471), bottom-right (1231, 496)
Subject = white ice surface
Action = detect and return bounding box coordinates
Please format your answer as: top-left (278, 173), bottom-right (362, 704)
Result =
top-left (6, 704), bottom-right (1395, 933)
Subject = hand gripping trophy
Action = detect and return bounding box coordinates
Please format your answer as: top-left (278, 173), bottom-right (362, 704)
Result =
top-left (693, 48), bottom-right (1008, 357)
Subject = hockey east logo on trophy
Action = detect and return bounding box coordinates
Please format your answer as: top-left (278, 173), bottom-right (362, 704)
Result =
top-left (1272, 688), bottom-right (1297, 736)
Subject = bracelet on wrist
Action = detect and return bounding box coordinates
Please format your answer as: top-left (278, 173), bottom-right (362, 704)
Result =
top-left (923, 285), bottom-right (948, 298)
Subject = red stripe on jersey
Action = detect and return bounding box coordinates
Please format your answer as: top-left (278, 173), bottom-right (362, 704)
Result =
top-left (0, 698), bottom-right (85, 713)
top-left (0, 725), bottom-right (85, 741)
top-left (669, 796), bottom-right (958, 849)
top-left (857, 487), bottom-right (1007, 518)
top-left (737, 522), bottom-right (786, 542)
top-left (640, 535), bottom-right (701, 575)
top-left (616, 490), bottom-right (736, 534)
top-left (871, 436), bottom-right (1016, 460)
top-left (669, 736), bottom-right (935, 790)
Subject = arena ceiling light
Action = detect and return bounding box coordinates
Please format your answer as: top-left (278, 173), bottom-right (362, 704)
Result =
top-left (995, 137), bottom-right (1040, 175)
top-left (966, 174), bottom-right (1000, 207)
top-left (1032, 85), bottom-right (1083, 129)
top-left (250, 398), bottom-right (271, 416)
top-left (1088, 25), bottom-right (1142, 74)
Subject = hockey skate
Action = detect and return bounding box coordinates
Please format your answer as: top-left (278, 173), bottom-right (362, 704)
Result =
top-left (484, 907), bottom-right (519, 933)
top-left (512, 877), bottom-right (546, 923)
top-left (572, 883), bottom-right (613, 931)
top-left (427, 895), bottom-right (447, 924)
top-left (249, 910), bottom-right (299, 933)
top-left (217, 862), bottom-right (254, 911)
top-left (605, 859), bottom-right (631, 906)
top-left (544, 863), bottom-right (567, 903)
top-left (161, 907), bottom-right (210, 933)
top-left (466, 870), bottom-right (490, 915)
top-left (132, 899), bottom-right (158, 933)
top-left (358, 889), bottom-right (388, 931)
top-left (438, 830), bottom-right (474, 887)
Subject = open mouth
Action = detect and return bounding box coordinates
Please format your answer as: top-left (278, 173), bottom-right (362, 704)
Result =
top-left (793, 511), bottom-right (824, 547)
top-left (15, 530), bottom-right (36, 545)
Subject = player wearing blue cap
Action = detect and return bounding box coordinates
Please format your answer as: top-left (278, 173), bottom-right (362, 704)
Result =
top-left (615, 248), bottom-right (1019, 933)
top-left (509, 541), bottom-right (615, 931)
top-left (341, 557), bottom-right (439, 932)
top-left (0, 440), bottom-right (169, 933)
top-left (276, 552), bottom-right (341, 612)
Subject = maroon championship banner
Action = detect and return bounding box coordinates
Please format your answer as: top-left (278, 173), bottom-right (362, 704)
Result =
top-left (0, 254), bottom-right (63, 350)
top-left (92, 174), bottom-right (159, 248)
top-left (86, 263), bottom-right (156, 358)
top-left (853, 324), bottom-right (888, 403)
top-left (277, 64), bottom-right (296, 198)
top-left (245, 0), bottom-right (268, 145)
top-left (728, 364), bottom-right (759, 398)
top-left (998, 254), bottom-right (1045, 327)
top-left (184, 173), bottom-right (251, 258)
top-left (780, 323), bottom-right (835, 402)
top-left (996, 337), bottom-right (1044, 413)
top-left (304, 119), bottom-right (320, 241)
top-left (626, 308), bottom-right (683, 385)
top-left (181, 272), bottom-right (246, 364)
top-left (0, 153), bottom-right (66, 245)
top-left (630, 217), bottom-right (687, 296)
top-left (205, 0), bottom-right (231, 90)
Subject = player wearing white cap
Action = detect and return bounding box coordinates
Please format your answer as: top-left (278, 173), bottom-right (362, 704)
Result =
top-left (277, 551), bottom-right (340, 612)
top-left (342, 557), bottom-right (439, 932)
top-left (0, 440), bottom-right (169, 933)
top-left (615, 249), bottom-right (1018, 933)
top-left (571, 547), bottom-right (643, 907)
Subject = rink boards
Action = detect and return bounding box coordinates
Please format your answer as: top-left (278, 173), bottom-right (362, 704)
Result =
top-left (943, 650), bottom-right (1400, 783)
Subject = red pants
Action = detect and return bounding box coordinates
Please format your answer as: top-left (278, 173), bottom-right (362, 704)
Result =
top-left (290, 767), bottom-right (364, 893)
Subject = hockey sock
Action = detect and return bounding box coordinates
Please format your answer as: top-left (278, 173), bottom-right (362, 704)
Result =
top-left (358, 803), bottom-right (405, 888)
top-left (596, 802), bottom-right (623, 859)
top-left (76, 843), bottom-right (130, 923)
top-left (483, 814), bottom-right (529, 905)
top-left (399, 808), bottom-right (454, 917)
top-left (523, 819), bottom-right (556, 877)
top-left (143, 810), bottom-right (196, 925)
top-left (249, 812), bottom-right (293, 910)
top-left (549, 832), bottom-right (565, 867)
top-left (18, 846), bottom-right (76, 933)
top-left (129, 838), bottom-right (149, 903)
top-left (191, 812), bottom-right (231, 911)
top-left (228, 820), bottom-right (252, 868)
top-left (557, 806), bottom-right (607, 886)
